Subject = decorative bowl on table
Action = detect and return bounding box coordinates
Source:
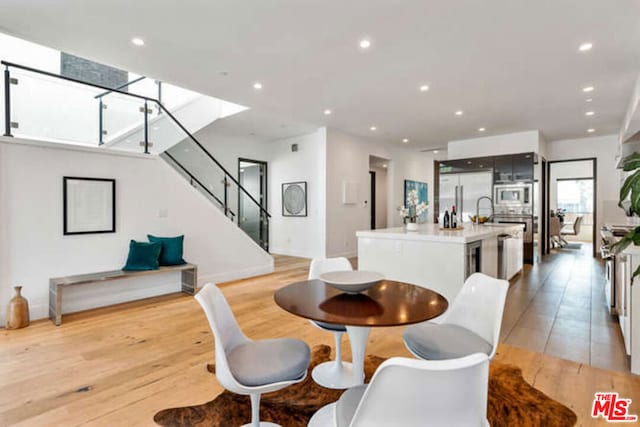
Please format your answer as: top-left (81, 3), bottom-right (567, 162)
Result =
top-left (318, 271), bottom-right (385, 294)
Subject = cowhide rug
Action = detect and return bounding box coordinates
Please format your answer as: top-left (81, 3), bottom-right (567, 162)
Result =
top-left (154, 345), bottom-right (577, 427)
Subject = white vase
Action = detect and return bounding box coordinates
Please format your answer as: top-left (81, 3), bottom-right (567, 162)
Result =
top-left (406, 222), bottom-right (419, 231)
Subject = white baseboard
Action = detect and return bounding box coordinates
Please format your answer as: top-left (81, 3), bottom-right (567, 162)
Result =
top-left (200, 262), bottom-right (275, 285)
top-left (269, 247), bottom-right (316, 259)
top-left (326, 250), bottom-right (358, 258)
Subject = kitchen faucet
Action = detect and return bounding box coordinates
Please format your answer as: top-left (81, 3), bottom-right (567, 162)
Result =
top-left (476, 196), bottom-right (494, 223)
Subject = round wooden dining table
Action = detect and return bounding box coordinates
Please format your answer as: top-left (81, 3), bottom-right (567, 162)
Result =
top-left (274, 278), bottom-right (448, 387)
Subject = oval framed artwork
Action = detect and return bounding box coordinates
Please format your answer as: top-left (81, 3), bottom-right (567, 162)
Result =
top-left (282, 181), bottom-right (307, 217)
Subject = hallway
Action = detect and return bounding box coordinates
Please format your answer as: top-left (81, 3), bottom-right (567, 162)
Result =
top-left (501, 244), bottom-right (628, 373)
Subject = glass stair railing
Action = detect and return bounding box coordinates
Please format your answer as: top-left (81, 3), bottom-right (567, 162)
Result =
top-left (1, 60), bottom-right (270, 251)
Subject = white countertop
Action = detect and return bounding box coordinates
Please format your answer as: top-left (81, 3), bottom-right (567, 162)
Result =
top-left (356, 223), bottom-right (524, 244)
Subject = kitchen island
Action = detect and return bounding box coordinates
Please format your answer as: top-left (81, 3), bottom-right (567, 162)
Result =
top-left (356, 223), bottom-right (524, 304)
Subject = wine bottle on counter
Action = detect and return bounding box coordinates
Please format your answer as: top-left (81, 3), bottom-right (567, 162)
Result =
top-left (451, 206), bottom-right (457, 228)
top-left (443, 210), bottom-right (450, 228)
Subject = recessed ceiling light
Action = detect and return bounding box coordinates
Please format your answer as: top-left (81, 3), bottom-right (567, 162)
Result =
top-left (419, 85), bottom-right (429, 92)
top-left (402, 138), bottom-right (409, 143)
top-left (253, 82), bottom-right (263, 90)
top-left (455, 110), bottom-right (464, 116)
top-left (131, 37), bottom-right (145, 46)
top-left (586, 98), bottom-right (593, 102)
top-left (382, 164), bottom-right (388, 168)
top-left (587, 128), bottom-right (595, 133)
top-left (370, 126), bottom-right (377, 131)
top-left (585, 111), bottom-right (595, 116)
top-left (240, 168), bottom-right (245, 173)
top-left (433, 150), bottom-right (439, 154)
top-left (478, 127), bottom-right (486, 132)
top-left (359, 39), bottom-right (371, 49)
top-left (467, 161), bottom-right (472, 165)
top-left (582, 86), bottom-right (594, 92)
top-left (579, 42), bottom-right (593, 52)
top-left (324, 109), bottom-right (332, 115)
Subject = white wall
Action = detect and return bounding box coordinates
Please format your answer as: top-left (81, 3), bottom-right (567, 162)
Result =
top-left (268, 129), bottom-right (327, 258)
top-left (546, 134), bottom-right (625, 237)
top-left (326, 129), bottom-right (434, 257)
top-left (0, 137), bottom-right (273, 323)
top-left (448, 130), bottom-right (543, 159)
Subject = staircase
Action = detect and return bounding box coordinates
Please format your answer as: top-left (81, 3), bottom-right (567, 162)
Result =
top-left (1, 60), bottom-right (270, 251)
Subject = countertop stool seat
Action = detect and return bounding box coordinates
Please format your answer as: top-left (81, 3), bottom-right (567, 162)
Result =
top-left (196, 283), bottom-right (310, 427)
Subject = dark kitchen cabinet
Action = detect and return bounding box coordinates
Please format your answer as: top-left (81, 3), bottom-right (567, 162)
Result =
top-left (493, 155), bottom-right (513, 183)
top-left (493, 153), bottom-right (534, 183)
top-left (512, 153), bottom-right (534, 182)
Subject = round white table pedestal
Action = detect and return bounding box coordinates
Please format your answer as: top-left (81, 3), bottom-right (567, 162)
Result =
top-left (345, 325), bottom-right (371, 386)
top-left (312, 360), bottom-right (355, 389)
top-left (307, 402), bottom-right (337, 427)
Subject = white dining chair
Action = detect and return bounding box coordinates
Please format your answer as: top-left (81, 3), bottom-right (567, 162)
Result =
top-left (403, 273), bottom-right (508, 361)
top-left (308, 257), bottom-right (354, 389)
top-left (308, 353), bottom-right (490, 427)
top-left (195, 283), bottom-right (311, 427)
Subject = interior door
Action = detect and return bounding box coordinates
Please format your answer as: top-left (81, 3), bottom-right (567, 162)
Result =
top-left (238, 159), bottom-right (268, 251)
top-left (439, 174), bottom-right (458, 220)
top-left (459, 172), bottom-right (493, 222)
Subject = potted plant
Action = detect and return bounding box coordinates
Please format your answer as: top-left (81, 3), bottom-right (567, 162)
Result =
top-left (613, 152), bottom-right (640, 277)
top-left (399, 189), bottom-right (428, 231)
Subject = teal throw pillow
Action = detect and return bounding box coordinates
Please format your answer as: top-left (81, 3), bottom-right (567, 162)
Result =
top-left (122, 240), bottom-right (162, 271)
top-left (147, 234), bottom-right (186, 266)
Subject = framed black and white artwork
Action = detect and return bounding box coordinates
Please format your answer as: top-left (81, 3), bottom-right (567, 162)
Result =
top-left (63, 177), bottom-right (116, 235)
top-left (282, 181), bottom-right (307, 217)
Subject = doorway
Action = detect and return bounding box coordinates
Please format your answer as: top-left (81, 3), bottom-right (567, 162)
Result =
top-left (369, 156), bottom-right (389, 230)
top-left (547, 158), bottom-right (597, 257)
top-left (238, 158), bottom-right (268, 251)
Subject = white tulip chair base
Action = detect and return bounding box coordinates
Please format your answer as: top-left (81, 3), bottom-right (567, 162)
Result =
top-left (307, 403), bottom-right (336, 427)
top-left (311, 361), bottom-right (355, 389)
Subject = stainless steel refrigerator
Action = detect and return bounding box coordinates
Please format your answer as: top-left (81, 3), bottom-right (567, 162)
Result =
top-left (439, 171), bottom-right (493, 222)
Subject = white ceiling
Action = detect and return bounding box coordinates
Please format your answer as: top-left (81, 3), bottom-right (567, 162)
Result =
top-left (1, 0), bottom-right (639, 150)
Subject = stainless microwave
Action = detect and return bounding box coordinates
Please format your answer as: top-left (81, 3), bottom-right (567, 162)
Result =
top-left (494, 184), bottom-right (532, 206)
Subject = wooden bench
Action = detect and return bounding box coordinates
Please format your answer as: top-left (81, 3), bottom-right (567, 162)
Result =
top-left (49, 263), bottom-right (198, 326)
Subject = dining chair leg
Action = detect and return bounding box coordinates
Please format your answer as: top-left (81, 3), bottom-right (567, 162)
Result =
top-left (333, 331), bottom-right (343, 365)
top-left (249, 393), bottom-right (261, 427)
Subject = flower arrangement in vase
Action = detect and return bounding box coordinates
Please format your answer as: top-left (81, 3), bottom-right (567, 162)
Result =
top-left (398, 189), bottom-right (428, 231)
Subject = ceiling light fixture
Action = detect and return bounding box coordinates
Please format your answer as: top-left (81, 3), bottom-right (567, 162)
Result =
top-left (419, 85), bottom-right (429, 92)
top-left (587, 128), bottom-right (595, 133)
top-left (586, 98), bottom-right (593, 102)
top-left (359, 39), bottom-right (371, 49)
top-left (579, 42), bottom-right (593, 52)
top-left (324, 109), bottom-right (332, 115)
top-left (478, 127), bottom-right (486, 132)
top-left (131, 37), bottom-right (145, 46)
top-left (433, 150), bottom-right (439, 154)
top-left (455, 110), bottom-right (464, 116)
top-left (370, 126), bottom-right (377, 131)
top-left (382, 164), bottom-right (388, 168)
top-left (402, 138), bottom-right (409, 143)
top-left (585, 111), bottom-right (595, 116)
top-left (253, 82), bottom-right (263, 90)
top-left (582, 86), bottom-right (594, 93)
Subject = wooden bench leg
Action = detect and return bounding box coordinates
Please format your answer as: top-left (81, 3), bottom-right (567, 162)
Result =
top-left (49, 282), bottom-right (62, 326)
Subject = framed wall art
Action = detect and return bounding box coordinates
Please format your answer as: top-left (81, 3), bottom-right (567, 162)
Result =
top-left (63, 177), bottom-right (116, 235)
top-left (282, 181), bottom-right (307, 217)
top-left (404, 179), bottom-right (428, 221)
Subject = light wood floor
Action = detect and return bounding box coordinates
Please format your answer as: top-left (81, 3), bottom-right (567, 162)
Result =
top-left (1, 255), bottom-right (639, 426)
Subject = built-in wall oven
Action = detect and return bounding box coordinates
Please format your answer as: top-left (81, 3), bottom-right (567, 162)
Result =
top-left (494, 184), bottom-right (532, 209)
